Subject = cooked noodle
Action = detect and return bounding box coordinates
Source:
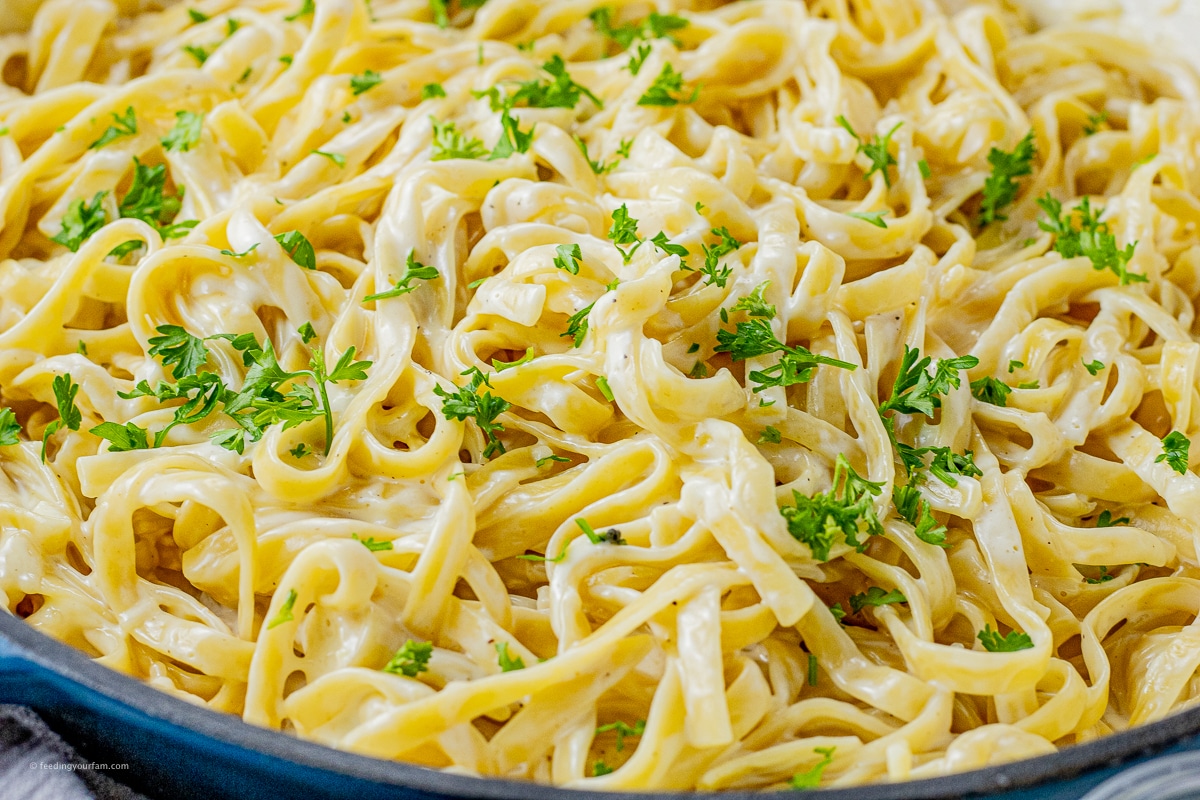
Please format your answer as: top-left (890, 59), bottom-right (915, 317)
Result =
top-left (0, 0), bottom-right (1198, 789)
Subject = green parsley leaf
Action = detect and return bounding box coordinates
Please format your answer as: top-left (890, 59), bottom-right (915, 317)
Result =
top-left (421, 82), bottom-right (446, 100)
top-left (918, 158), bottom-right (931, 179)
top-left (1017, 380), bottom-right (1039, 390)
top-left (352, 533), bottom-right (393, 552)
top-left (789, 747), bottom-right (836, 790)
top-left (298, 322), bottom-right (317, 344)
top-left (1083, 359), bottom-right (1104, 376)
top-left (807, 653), bottom-right (818, 686)
top-left (1084, 565), bottom-right (1115, 585)
top-left (274, 230), bottom-right (316, 270)
top-left (829, 603), bottom-right (845, 623)
top-left (977, 624), bottom-right (1034, 652)
top-left (0, 408), bottom-right (20, 446)
top-left (495, 641), bottom-right (525, 672)
top-left (220, 243), bottom-right (259, 258)
top-left (836, 116), bottom-right (902, 188)
top-left (384, 639), bottom-right (432, 676)
top-left (970, 376), bottom-right (1011, 407)
top-left (429, 117), bottom-right (487, 161)
top-left (489, 108), bottom-right (534, 159)
top-left (510, 55), bottom-right (602, 110)
top-left (52, 191), bottom-right (108, 252)
top-left (162, 110), bottom-right (204, 152)
top-left (148, 325), bottom-right (209, 379)
top-left (892, 483), bottom-right (948, 546)
top-left (267, 588), bottom-right (297, 629)
top-left (119, 158), bottom-right (183, 231)
top-left (574, 135), bottom-right (620, 175)
top-left (1096, 509), bottom-right (1129, 527)
top-left (847, 210), bottom-right (888, 228)
top-left (730, 282), bottom-right (775, 319)
top-left (638, 62), bottom-right (699, 107)
top-left (780, 454), bottom-right (883, 560)
top-left (1036, 193), bottom-right (1144, 284)
top-left (88, 106), bottom-right (137, 150)
top-left (188, 9), bottom-right (210, 23)
top-left (595, 719), bottom-right (645, 752)
top-left (350, 69), bottom-right (383, 96)
top-left (90, 420), bottom-right (150, 451)
top-left (1157, 430), bottom-right (1190, 474)
top-left (553, 243), bottom-right (582, 274)
top-left (434, 368), bottom-right (510, 458)
top-left (714, 318), bottom-right (855, 392)
top-left (1084, 111), bottom-right (1109, 136)
top-left (757, 425), bottom-right (781, 444)
top-left (596, 376), bottom-right (614, 402)
top-left (593, 761), bottom-right (613, 777)
top-left (848, 586), bottom-right (907, 613)
top-left (284, 0), bottom-right (314, 20)
top-left (1008, 360), bottom-right (1024, 373)
top-left (698, 226), bottom-right (741, 287)
top-left (289, 442), bottom-right (311, 458)
top-left (363, 250), bottom-right (438, 301)
top-left (183, 44), bottom-right (211, 65)
top-left (312, 149), bottom-right (346, 167)
top-left (575, 517), bottom-right (627, 545)
top-left (608, 204), bottom-right (643, 263)
top-left (41, 373), bottom-right (83, 461)
top-left (492, 348), bottom-right (534, 371)
top-left (979, 130), bottom-right (1036, 226)
top-left (561, 301), bottom-right (595, 348)
top-left (687, 361), bottom-right (708, 379)
top-left (534, 454), bottom-right (570, 469)
top-left (626, 42), bottom-right (652, 75)
top-left (650, 231), bottom-right (688, 258)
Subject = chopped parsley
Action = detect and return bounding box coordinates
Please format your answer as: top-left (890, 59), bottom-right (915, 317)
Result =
top-left (789, 746), bottom-right (836, 790)
top-left (421, 82), bottom-right (446, 100)
top-left (848, 586), bottom-right (907, 613)
top-left (593, 761), bottom-right (613, 777)
top-left (807, 653), bottom-right (818, 686)
top-left (488, 107), bottom-right (534, 159)
top-left (650, 231), bottom-right (688, 258)
top-left (589, 7), bottom-right (687, 50)
top-left (1037, 193), bottom-right (1144, 284)
top-left (183, 44), bottom-right (211, 65)
top-left (731, 284), bottom-right (774, 319)
top-left (561, 301), bottom-right (595, 348)
top-left (492, 348), bottom-right (535, 371)
top-left (350, 69), bottom-right (383, 95)
top-left (383, 639), bottom-right (433, 676)
top-left (434, 367), bottom-right (510, 458)
top-left (430, 117), bottom-right (487, 161)
top-left (275, 231), bottom-right (315, 269)
top-left (977, 624), bottom-right (1034, 652)
top-left (608, 204), bottom-right (643, 263)
top-left (162, 110), bottom-right (204, 152)
top-left (1084, 565), bottom-right (1115, 584)
top-left (1008, 360), bottom-right (1024, 373)
top-left (595, 719), bottom-right (645, 752)
top-left (41, 374), bottom-right (82, 461)
top-left (534, 454), bottom-right (570, 469)
top-left (596, 376), bottom-right (614, 402)
top-left (836, 115), bottom-right (901, 188)
top-left (267, 588), bottom-right (298, 629)
top-left (1083, 359), bottom-right (1104, 376)
top-left (312, 149), bottom-right (347, 168)
top-left (88, 106), bottom-right (137, 150)
top-left (52, 191), bottom-right (108, 252)
top-left (90, 421), bottom-right (149, 451)
top-left (576, 517), bottom-right (627, 545)
top-left (188, 8), bottom-right (209, 23)
top-left (0, 408), bottom-right (20, 446)
top-left (289, 443), bottom-right (311, 458)
top-left (574, 135), bottom-right (621, 175)
top-left (697, 227), bottom-right (741, 287)
top-left (363, 250), bottom-right (439, 301)
top-left (637, 62), bottom-right (699, 107)
top-left (892, 483), bottom-right (948, 547)
top-left (119, 158), bottom-right (190, 239)
top-left (757, 426), bottom-right (781, 444)
top-left (979, 130), bottom-right (1036, 226)
top-left (553, 243), bottom-right (582, 274)
top-left (352, 533), bottom-right (393, 552)
top-left (147, 325), bottom-right (208, 379)
top-left (1096, 509), bottom-right (1129, 527)
top-left (969, 376), bottom-right (1011, 407)
top-left (495, 641), bottom-right (525, 672)
top-left (847, 210), bottom-right (888, 228)
top-left (1157, 431), bottom-right (1190, 474)
top-left (284, 0), bottom-right (315, 21)
top-left (714, 318), bottom-right (855, 393)
top-left (780, 454), bottom-right (882, 560)
top-left (1084, 111), bottom-right (1109, 136)
top-left (879, 346), bottom-right (978, 426)
top-left (509, 55), bottom-right (602, 110)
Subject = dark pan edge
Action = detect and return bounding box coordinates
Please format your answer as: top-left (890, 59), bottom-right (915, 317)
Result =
top-left (3, 610), bottom-right (1199, 800)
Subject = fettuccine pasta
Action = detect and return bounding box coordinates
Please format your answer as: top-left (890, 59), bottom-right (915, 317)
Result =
top-left (1, 0), bottom-right (1198, 789)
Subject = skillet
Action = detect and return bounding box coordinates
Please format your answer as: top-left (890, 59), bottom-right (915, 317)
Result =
top-left (2, 610), bottom-right (1200, 800)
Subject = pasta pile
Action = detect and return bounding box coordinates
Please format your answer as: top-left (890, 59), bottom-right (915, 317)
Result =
top-left (2, 0), bottom-right (1200, 790)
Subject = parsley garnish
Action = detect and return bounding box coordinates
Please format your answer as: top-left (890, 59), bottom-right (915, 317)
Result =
top-left (289, 443), bottom-right (311, 458)
top-left (836, 116), bottom-right (901, 188)
top-left (363, 250), bottom-right (439, 301)
top-left (789, 747), bottom-right (836, 790)
top-left (697, 227), bottom-right (741, 287)
top-left (488, 108), bottom-right (534, 159)
top-left (561, 301), bottom-right (595, 348)
top-left (534, 454), bottom-right (570, 469)
top-left (0, 408), bottom-right (20, 446)
top-left (593, 761), bottom-right (613, 777)
top-left (576, 517), bottom-right (627, 545)
top-left (495, 641), bottom-right (525, 672)
top-left (509, 55), bottom-right (602, 110)
top-left (637, 62), bottom-right (699, 107)
top-left (88, 106), bottom-right (137, 150)
top-left (430, 117), bottom-right (487, 161)
top-left (312, 149), bottom-right (346, 167)
top-left (421, 83), bottom-right (446, 100)
top-left (595, 719), bottom-right (645, 752)
top-left (274, 230), bottom-right (316, 270)
top-left (807, 653), bottom-right (818, 686)
top-left (267, 588), bottom-right (297, 629)
top-left (90, 421), bottom-right (150, 451)
top-left (553, 244), bottom-right (582, 274)
top-left (52, 191), bottom-right (108, 252)
top-left (650, 231), bottom-right (688, 258)
top-left (148, 325), bottom-right (208, 379)
top-left (608, 204), bottom-right (643, 263)
top-left (350, 70), bottom-right (383, 96)
top-left (780, 454), bottom-right (882, 560)
top-left (183, 44), bottom-right (211, 65)
top-left (41, 374), bottom-right (82, 461)
top-left (1037, 194), bottom-right (1144, 284)
top-left (352, 533), bottom-right (393, 552)
top-left (687, 361), bottom-right (708, 379)
top-left (284, 0), bottom-right (315, 21)
top-left (162, 110), bottom-right (204, 152)
top-left (757, 426), bottom-right (781, 444)
top-left (847, 210), bottom-right (888, 228)
top-left (1096, 509), bottom-right (1129, 527)
top-left (1084, 566), bottom-right (1115, 584)
top-left (918, 158), bottom-right (931, 179)
top-left (1008, 360), bottom-right (1024, 373)
top-left (188, 9), bottom-right (209, 22)
top-left (970, 376), bottom-right (1011, 407)
top-left (1083, 359), bottom-right (1104, 376)
top-left (220, 244), bottom-right (259, 258)
top-left (574, 135), bottom-right (621, 175)
top-left (730, 282), bottom-right (775, 319)
top-left (1084, 111), bottom-right (1108, 136)
top-left (626, 43), bottom-right (652, 75)
top-left (848, 586), bottom-right (907, 613)
top-left (119, 158), bottom-right (187, 237)
top-left (297, 322), bottom-right (317, 343)
top-left (714, 318), bottom-right (855, 392)
top-left (434, 368), bottom-right (510, 458)
top-left (977, 624), bottom-right (1033, 652)
top-left (492, 348), bottom-right (534, 371)
top-left (979, 130), bottom-right (1036, 225)
top-left (1157, 431), bottom-right (1190, 474)
top-left (879, 346), bottom-right (978, 427)
top-left (596, 376), bottom-right (614, 402)
top-left (892, 483), bottom-right (947, 547)
top-left (383, 639), bottom-right (432, 676)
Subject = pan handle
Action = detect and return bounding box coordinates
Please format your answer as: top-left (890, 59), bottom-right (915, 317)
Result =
top-left (1080, 750), bottom-right (1200, 800)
